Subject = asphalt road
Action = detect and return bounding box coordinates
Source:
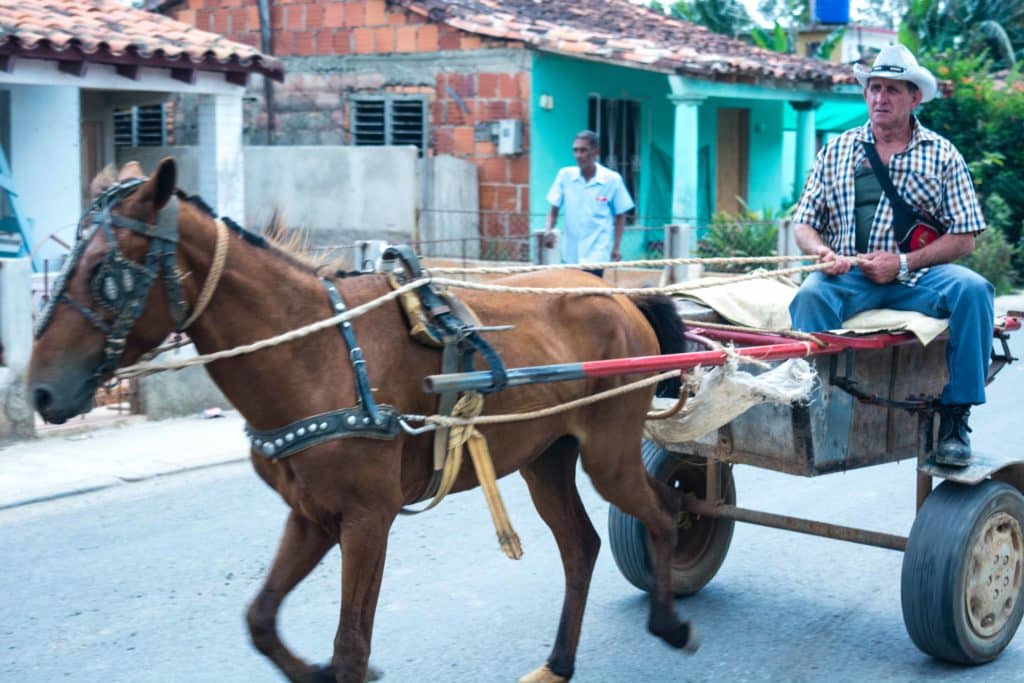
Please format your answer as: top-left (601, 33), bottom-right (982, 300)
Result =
top-left (3, 332), bottom-right (1024, 682)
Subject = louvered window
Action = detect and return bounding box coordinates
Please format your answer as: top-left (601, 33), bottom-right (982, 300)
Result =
top-left (113, 104), bottom-right (167, 147)
top-left (351, 96), bottom-right (426, 154)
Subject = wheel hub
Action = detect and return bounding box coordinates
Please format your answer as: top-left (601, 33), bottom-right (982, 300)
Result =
top-left (966, 512), bottom-right (1023, 639)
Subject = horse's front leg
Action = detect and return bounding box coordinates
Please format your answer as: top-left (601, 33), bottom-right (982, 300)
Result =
top-left (331, 506), bottom-right (395, 683)
top-left (248, 510), bottom-right (335, 682)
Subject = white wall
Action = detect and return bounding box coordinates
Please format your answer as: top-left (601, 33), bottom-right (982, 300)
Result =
top-left (10, 85), bottom-right (82, 264)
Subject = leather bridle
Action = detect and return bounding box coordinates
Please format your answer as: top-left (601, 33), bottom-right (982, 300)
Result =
top-left (34, 178), bottom-right (188, 386)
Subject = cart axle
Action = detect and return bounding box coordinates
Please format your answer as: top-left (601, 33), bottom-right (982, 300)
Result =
top-left (682, 495), bottom-right (908, 551)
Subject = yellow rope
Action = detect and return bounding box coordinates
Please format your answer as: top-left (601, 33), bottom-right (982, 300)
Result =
top-left (180, 219), bottom-right (230, 330)
top-left (451, 392), bottom-right (524, 559)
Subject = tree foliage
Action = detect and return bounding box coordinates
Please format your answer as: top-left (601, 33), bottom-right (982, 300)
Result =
top-left (916, 53), bottom-right (1024, 281)
top-left (657, 0), bottom-right (755, 38)
top-left (900, 0), bottom-right (1023, 68)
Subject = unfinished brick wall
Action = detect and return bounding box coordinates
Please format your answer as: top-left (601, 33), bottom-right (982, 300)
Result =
top-left (166, 0), bottom-right (533, 247)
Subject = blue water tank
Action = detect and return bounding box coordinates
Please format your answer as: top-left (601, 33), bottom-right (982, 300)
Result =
top-left (816, 0), bottom-right (850, 24)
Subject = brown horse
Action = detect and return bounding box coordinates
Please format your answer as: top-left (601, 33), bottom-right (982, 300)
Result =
top-left (27, 159), bottom-right (697, 683)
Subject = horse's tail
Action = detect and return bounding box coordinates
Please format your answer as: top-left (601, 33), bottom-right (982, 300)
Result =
top-left (634, 294), bottom-right (686, 398)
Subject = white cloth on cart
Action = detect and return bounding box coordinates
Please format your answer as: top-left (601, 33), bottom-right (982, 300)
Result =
top-left (645, 358), bottom-right (816, 446)
top-left (676, 272), bottom-right (949, 345)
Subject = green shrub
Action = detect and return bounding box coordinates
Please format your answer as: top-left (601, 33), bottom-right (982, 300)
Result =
top-left (697, 208), bottom-right (778, 273)
top-left (960, 227), bottom-right (1017, 295)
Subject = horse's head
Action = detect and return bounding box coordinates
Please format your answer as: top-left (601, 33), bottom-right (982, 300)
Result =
top-left (27, 158), bottom-right (183, 423)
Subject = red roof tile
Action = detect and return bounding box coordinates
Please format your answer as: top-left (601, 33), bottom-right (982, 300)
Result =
top-left (393, 0), bottom-right (855, 88)
top-left (0, 0), bottom-right (283, 82)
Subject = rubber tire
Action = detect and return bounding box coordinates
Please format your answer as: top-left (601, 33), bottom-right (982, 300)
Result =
top-left (608, 439), bottom-right (736, 596)
top-left (901, 479), bottom-right (1024, 664)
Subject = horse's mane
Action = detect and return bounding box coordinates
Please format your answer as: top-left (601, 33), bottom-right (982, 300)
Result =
top-left (176, 191), bottom-right (352, 277)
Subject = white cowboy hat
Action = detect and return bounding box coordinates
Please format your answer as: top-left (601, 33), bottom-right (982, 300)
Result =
top-left (853, 44), bottom-right (938, 103)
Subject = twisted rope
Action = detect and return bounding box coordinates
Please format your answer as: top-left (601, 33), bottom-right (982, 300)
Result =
top-left (114, 276), bottom-right (433, 379)
top-left (403, 369), bottom-right (683, 428)
top-left (116, 257), bottom-right (843, 380)
top-left (180, 219), bottom-right (230, 330)
top-left (429, 254), bottom-right (815, 275)
top-left (429, 260), bottom-right (832, 296)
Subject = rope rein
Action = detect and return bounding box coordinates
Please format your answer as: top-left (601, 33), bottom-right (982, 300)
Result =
top-left (429, 253), bottom-right (816, 275)
top-left (116, 253), bottom-right (844, 429)
top-left (117, 257), bottom-right (835, 379)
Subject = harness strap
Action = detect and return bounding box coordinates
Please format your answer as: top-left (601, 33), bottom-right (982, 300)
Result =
top-left (244, 405), bottom-right (401, 460)
top-left (322, 278), bottom-right (384, 425)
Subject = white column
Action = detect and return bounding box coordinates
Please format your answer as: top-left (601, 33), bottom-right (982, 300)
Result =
top-left (669, 95), bottom-right (704, 281)
top-left (10, 85), bottom-right (82, 266)
top-left (790, 100), bottom-right (819, 201)
top-left (197, 93), bottom-right (244, 221)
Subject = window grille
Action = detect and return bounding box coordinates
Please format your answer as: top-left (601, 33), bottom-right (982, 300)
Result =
top-left (351, 96), bottom-right (427, 153)
top-left (113, 104), bottom-right (167, 147)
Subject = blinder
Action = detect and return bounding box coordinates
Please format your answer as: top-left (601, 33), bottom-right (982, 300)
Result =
top-left (34, 176), bottom-right (188, 386)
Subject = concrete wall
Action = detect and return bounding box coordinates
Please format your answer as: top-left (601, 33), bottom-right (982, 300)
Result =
top-left (118, 145), bottom-right (479, 253)
top-left (0, 258), bottom-right (35, 441)
top-left (136, 345), bottom-right (233, 420)
top-left (419, 153), bottom-right (479, 257)
top-left (244, 145), bottom-right (417, 246)
top-left (10, 85), bottom-right (81, 265)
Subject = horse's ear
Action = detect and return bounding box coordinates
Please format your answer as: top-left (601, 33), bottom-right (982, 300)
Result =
top-left (89, 164), bottom-right (118, 198)
top-left (133, 157), bottom-right (177, 213)
top-left (149, 157), bottom-right (177, 210)
top-left (117, 161), bottom-right (145, 181)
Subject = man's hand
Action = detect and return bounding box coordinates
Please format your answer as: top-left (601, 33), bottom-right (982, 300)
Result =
top-left (611, 247), bottom-right (621, 262)
top-left (542, 230), bottom-right (557, 249)
top-left (859, 250), bottom-right (900, 284)
top-left (816, 245), bottom-right (853, 276)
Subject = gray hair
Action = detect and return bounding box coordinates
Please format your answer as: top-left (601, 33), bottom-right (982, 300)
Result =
top-left (574, 130), bottom-right (600, 149)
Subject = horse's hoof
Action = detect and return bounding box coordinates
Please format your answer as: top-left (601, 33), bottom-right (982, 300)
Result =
top-left (519, 664), bottom-right (568, 683)
top-left (650, 618), bottom-right (699, 652)
top-left (309, 664), bottom-right (336, 683)
top-left (683, 624), bottom-right (700, 654)
top-left (309, 663), bottom-right (383, 682)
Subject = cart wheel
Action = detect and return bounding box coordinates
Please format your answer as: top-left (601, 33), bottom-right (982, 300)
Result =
top-left (901, 479), bottom-right (1024, 664)
top-left (608, 439), bottom-right (735, 596)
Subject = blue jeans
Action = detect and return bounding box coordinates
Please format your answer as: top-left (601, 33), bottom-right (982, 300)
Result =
top-left (789, 265), bottom-right (994, 405)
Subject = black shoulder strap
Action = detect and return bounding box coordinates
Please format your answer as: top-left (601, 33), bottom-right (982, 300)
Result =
top-left (861, 140), bottom-right (925, 249)
top-left (861, 141), bottom-right (913, 215)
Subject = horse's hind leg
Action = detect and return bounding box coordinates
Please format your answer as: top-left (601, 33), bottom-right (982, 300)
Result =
top-left (518, 436), bottom-right (601, 683)
top-left (583, 437), bottom-right (699, 653)
top-left (248, 510), bottom-right (336, 683)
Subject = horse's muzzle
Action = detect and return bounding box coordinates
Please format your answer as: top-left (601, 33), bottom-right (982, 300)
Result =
top-left (29, 380), bottom-right (96, 424)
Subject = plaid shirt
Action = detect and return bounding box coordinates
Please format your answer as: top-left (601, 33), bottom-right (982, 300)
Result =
top-left (793, 117), bottom-right (986, 286)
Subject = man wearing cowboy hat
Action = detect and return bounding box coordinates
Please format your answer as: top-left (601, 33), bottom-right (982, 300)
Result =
top-left (788, 44), bottom-right (993, 467)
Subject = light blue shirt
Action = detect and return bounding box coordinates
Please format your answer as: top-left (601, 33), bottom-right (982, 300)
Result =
top-left (546, 163), bottom-right (635, 264)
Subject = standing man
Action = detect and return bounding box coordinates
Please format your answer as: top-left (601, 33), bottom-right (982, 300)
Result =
top-left (789, 44), bottom-right (993, 467)
top-left (544, 130), bottom-right (635, 277)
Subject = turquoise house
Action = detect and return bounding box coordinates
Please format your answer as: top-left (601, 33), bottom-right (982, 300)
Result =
top-left (389, 0), bottom-right (866, 257)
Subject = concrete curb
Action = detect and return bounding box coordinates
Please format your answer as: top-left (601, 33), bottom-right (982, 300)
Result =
top-left (0, 411), bottom-right (250, 511)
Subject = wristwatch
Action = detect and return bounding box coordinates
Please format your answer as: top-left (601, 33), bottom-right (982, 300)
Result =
top-left (898, 253), bottom-right (910, 280)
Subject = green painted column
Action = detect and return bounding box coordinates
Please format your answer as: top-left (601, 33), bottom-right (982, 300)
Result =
top-left (669, 95), bottom-right (704, 228)
top-left (790, 100), bottom-right (820, 201)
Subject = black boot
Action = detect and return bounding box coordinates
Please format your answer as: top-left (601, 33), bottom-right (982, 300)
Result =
top-left (935, 404), bottom-right (972, 467)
